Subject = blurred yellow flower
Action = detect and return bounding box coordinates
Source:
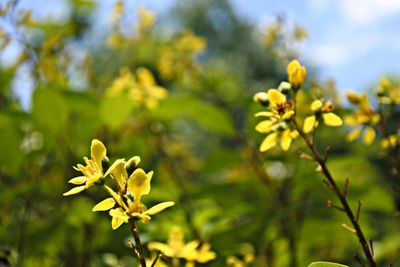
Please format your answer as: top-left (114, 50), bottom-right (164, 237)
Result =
top-left (107, 67), bottom-right (168, 109)
top-left (148, 226), bottom-right (199, 260)
top-left (345, 93), bottom-right (380, 145)
top-left (377, 77), bottom-right (400, 104)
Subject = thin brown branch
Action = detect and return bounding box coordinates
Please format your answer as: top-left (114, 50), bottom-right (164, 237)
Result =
top-left (129, 220), bottom-right (147, 267)
top-left (293, 119), bottom-right (376, 267)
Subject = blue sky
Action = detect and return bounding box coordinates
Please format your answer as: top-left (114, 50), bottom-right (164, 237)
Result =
top-left (3, 0), bottom-right (400, 107)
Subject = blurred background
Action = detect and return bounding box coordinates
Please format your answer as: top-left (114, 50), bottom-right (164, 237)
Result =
top-left (0, 0), bottom-right (399, 266)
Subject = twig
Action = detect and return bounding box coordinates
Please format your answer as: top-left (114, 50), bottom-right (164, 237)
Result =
top-left (151, 253), bottom-right (162, 267)
top-left (292, 119), bottom-right (376, 267)
top-left (129, 220), bottom-right (147, 267)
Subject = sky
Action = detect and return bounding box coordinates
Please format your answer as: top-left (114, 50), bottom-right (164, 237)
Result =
top-left (2, 0), bottom-right (400, 107)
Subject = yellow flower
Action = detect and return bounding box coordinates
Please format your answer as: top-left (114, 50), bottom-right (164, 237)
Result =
top-left (185, 243), bottom-right (217, 266)
top-left (63, 139), bottom-right (108, 196)
top-left (96, 164), bottom-right (174, 228)
top-left (132, 67), bottom-right (168, 109)
top-left (381, 134), bottom-right (398, 149)
top-left (254, 88), bottom-right (297, 152)
top-left (107, 67), bottom-right (168, 109)
top-left (287, 60), bottom-right (306, 89)
top-left (377, 78), bottom-right (400, 104)
top-left (148, 226), bottom-right (199, 260)
top-left (258, 127), bottom-right (299, 152)
top-left (345, 94), bottom-right (380, 145)
top-left (303, 99), bottom-right (342, 133)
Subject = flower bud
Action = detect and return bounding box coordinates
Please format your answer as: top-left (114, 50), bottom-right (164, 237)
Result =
top-left (125, 156), bottom-right (141, 175)
top-left (346, 92), bottom-right (360, 104)
top-left (278, 81), bottom-right (291, 95)
top-left (287, 60), bottom-right (306, 89)
top-left (253, 92), bottom-right (269, 106)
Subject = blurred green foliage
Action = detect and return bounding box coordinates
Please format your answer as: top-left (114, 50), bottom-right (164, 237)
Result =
top-left (0, 0), bottom-right (399, 266)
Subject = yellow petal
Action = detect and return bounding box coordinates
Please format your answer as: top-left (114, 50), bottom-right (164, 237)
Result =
top-left (105, 159), bottom-right (127, 191)
top-left (92, 198), bottom-right (116, 212)
top-left (91, 139), bottom-right (107, 172)
top-left (148, 242), bottom-right (175, 257)
top-left (303, 115), bottom-right (316, 133)
top-left (109, 208), bottom-right (129, 230)
top-left (311, 100), bottom-right (323, 111)
top-left (322, 112), bottom-right (342, 126)
top-left (104, 185), bottom-right (128, 209)
top-left (137, 67), bottom-right (155, 86)
top-left (287, 60), bottom-right (300, 75)
top-left (68, 176), bottom-right (87, 185)
top-left (280, 129), bottom-right (292, 151)
top-left (128, 168), bottom-right (152, 202)
top-left (363, 127), bottom-right (376, 145)
top-left (130, 212), bottom-right (151, 223)
top-left (255, 120), bottom-right (275, 133)
top-left (63, 185), bottom-right (86, 196)
top-left (267, 89), bottom-right (286, 106)
top-left (345, 116), bottom-right (358, 126)
top-left (260, 132), bottom-right (277, 152)
top-left (254, 111), bottom-right (274, 117)
top-left (290, 130), bottom-right (299, 139)
top-left (180, 241), bottom-right (200, 259)
top-left (346, 128), bottom-right (361, 142)
top-left (144, 201), bottom-right (175, 215)
top-left (86, 173), bottom-right (103, 187)
top-left (282, 110), bottom-right (294, 120)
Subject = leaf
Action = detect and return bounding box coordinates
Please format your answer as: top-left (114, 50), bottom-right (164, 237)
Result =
top-left (153, 95), bottom-right (235, 136)
top-left (32, 88), bottom-right (68, 133)
top-left (99, 95), bottom-right (134, 130)
top-left (307, 262), bottom-right (348, 267)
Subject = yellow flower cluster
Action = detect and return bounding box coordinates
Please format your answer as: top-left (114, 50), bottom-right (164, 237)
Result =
top-left (107, 67), bottom-right (168, 109)
top-left (345, 92), bottom-right (380, 145)
top-left (157, 29), bottom-right (206, 80)
top-left (148, 226), bottom-right (216, 266)
top-left (254, 60), bottom-right (342, 152)
top-left (63, 140), bottom-right (174, 229)
top-left (377, 77), bottom-right (400, 104)
top-left (303, 99), bottom-right (342, 133)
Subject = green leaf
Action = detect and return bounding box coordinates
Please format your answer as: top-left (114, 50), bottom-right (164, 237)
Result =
top-left (99, 95), bottom-right (134, 130)
top-left (307, 262), bottom-right (349, 267)
top-left (153, 95), bottom-right (235, 135)
top-left (32, 88), bottom-right (68, 133)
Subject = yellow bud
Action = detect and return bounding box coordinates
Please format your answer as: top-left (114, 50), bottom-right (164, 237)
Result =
top-left (346, 91), bottom-right (360, 104)
top-left (287, 60), bottom-right (306, 88)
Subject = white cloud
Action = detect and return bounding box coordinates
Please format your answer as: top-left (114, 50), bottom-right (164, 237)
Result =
top-left (309, 31), bottom-right (383, 66)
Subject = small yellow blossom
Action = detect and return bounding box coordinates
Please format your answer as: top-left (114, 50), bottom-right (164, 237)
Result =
top-left (97, 163), bottom-right (175, 228)
top-left (287, 60), bottom-right (306, 89)
top-left (64, 139), bottom-right (174, 230)
top-left (381, 134), bottom-right (399, 149)
top-left (377, 77), bottom-right (400, 104)
top-left (148, 226), bottom-right (199, 260)
top-left (303, 99), bottom-right (342, 133)
top-left (107, 67), bottom-right (168, 109)
top-left (345, 93), bottom-right (380, 145)
top-left (254, 88), bottom-right (297, 152)
top-left (63, 139), bottom-right (109, 196)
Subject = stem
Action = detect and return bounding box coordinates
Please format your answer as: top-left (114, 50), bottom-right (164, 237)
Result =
top-left (293, 120), bottom-right (376, 267)
top-left (129, 220), bottom-right (147, 267)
